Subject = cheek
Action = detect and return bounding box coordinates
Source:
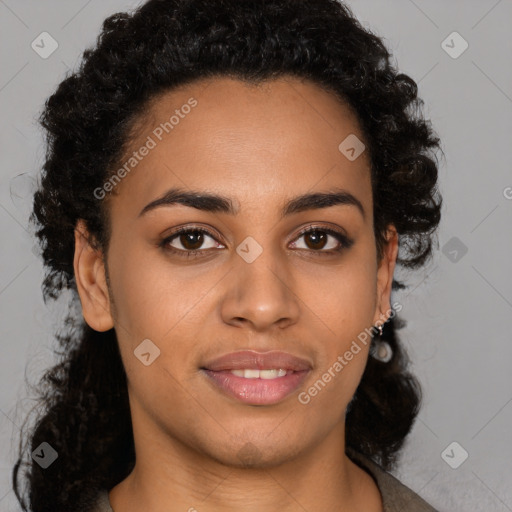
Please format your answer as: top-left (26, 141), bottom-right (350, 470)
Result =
top-left (106, 241), bottom-right (223, 396)
top-left (297, 277), bottom-right (376, 415)
top-left (108, 250), bottom-right (206, 410)
top-left (299, 251), bottom-right (377, 336)
top-left (299, 248), bottom-right (377, 386)
top-left (107, 239), bottom-right (208, 338)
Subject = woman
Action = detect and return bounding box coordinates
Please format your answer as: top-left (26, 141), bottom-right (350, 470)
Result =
top-left (13, 0), bottom-right (443, 510)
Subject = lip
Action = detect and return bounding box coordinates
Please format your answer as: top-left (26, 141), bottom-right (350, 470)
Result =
top-left (201, 350), bottom-right (312, 372)
top-left (200, 350), bottom-right (312, 405)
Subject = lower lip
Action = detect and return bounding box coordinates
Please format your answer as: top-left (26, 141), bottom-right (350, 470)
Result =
top-left (201, 369), bottom-right (310, 405)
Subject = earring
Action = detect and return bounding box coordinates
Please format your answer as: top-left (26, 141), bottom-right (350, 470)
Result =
top-left (370, 323), bottom-right (393, 363)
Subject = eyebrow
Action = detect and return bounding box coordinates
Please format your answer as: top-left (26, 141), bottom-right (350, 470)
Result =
top-left (138, 187), bottom-right (365, 220)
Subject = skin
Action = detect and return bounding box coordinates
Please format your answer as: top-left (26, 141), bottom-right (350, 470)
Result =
top-left (74, 75), bottom-right (398, 512)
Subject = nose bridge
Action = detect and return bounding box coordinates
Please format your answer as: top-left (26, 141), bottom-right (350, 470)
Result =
top-left (222, 234), bottom-right (300, 330)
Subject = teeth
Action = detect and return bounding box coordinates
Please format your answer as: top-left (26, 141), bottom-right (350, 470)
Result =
top-left (230, 369), bottom-right (289, 379)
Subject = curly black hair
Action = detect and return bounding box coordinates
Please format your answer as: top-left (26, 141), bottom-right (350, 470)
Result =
top-left (12, 0), bottom-right (443, 510)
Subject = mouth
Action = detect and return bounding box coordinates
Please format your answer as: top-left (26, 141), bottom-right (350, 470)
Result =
top-left (200, 350), bottom-right (312, 405)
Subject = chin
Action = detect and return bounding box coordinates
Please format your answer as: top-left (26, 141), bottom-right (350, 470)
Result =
top-left (203, 435), bottom-right (303, 470)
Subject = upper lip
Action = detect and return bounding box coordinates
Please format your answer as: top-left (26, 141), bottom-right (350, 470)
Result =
top-left (201, 350), bottom-right (312, 372)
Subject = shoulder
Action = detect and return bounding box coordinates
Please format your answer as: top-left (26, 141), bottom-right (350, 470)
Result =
top-left (347, 448), bottom-right (439, 512)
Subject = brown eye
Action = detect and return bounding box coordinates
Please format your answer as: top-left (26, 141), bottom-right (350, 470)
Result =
top-left (160, 227), bottom-right (223, 257)
top-left (177, 231), bottom-right (206, 251)
top-left (303, 230), bottom-right (328, 250)
top-left (291, 226), bottom-right (353, 253)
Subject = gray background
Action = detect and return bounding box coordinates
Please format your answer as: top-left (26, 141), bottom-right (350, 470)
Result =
top-left (1, 1), bottom-right (511, 510)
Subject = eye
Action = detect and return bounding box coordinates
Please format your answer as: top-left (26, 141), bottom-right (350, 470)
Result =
top-left (159, 224), bottom-right (353, 259)
top-left (160, 226), bottom-right (224, 257)
top-left (290, 225), bottom-right (353, 254)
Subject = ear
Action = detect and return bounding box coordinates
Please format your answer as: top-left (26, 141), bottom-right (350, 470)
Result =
top-left (373, 225), bottom-right (399, 326)
top-left (73, 219), bottom-right (114, 332)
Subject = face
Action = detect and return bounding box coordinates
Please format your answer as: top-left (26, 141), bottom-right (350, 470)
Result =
top-left (74, 76), bottom-right (397, 469)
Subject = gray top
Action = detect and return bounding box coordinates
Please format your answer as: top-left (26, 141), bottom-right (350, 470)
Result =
top-left (347, 449), bottom-right (439, 511)
top-left (88, 451), bottom-right (438, 512)
top-left (90, 489), bottom-right (113, 512)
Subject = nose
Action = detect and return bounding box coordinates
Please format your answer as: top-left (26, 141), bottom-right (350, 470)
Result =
top-left (220, 238), bottom-right (301, 332)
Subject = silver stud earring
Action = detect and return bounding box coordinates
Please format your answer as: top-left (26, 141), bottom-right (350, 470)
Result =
top-left (370, 323), bottom-right (393, 363)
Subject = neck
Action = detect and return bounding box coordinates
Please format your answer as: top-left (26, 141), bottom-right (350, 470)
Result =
top-left (108, 407), bottom-right (382, 512)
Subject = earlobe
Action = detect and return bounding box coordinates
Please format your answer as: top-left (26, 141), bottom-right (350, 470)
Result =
top-left (73, 219), bottom-right (114, 332)
top-left (373, 225), bottom-right (399, 325)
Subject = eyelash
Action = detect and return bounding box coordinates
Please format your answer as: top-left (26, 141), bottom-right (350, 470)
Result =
top-left (159, 225), bottom-right (354, 258)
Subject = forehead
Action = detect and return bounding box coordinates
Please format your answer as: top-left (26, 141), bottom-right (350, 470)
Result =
top-left (108, 75), bottom-right (372, 220)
